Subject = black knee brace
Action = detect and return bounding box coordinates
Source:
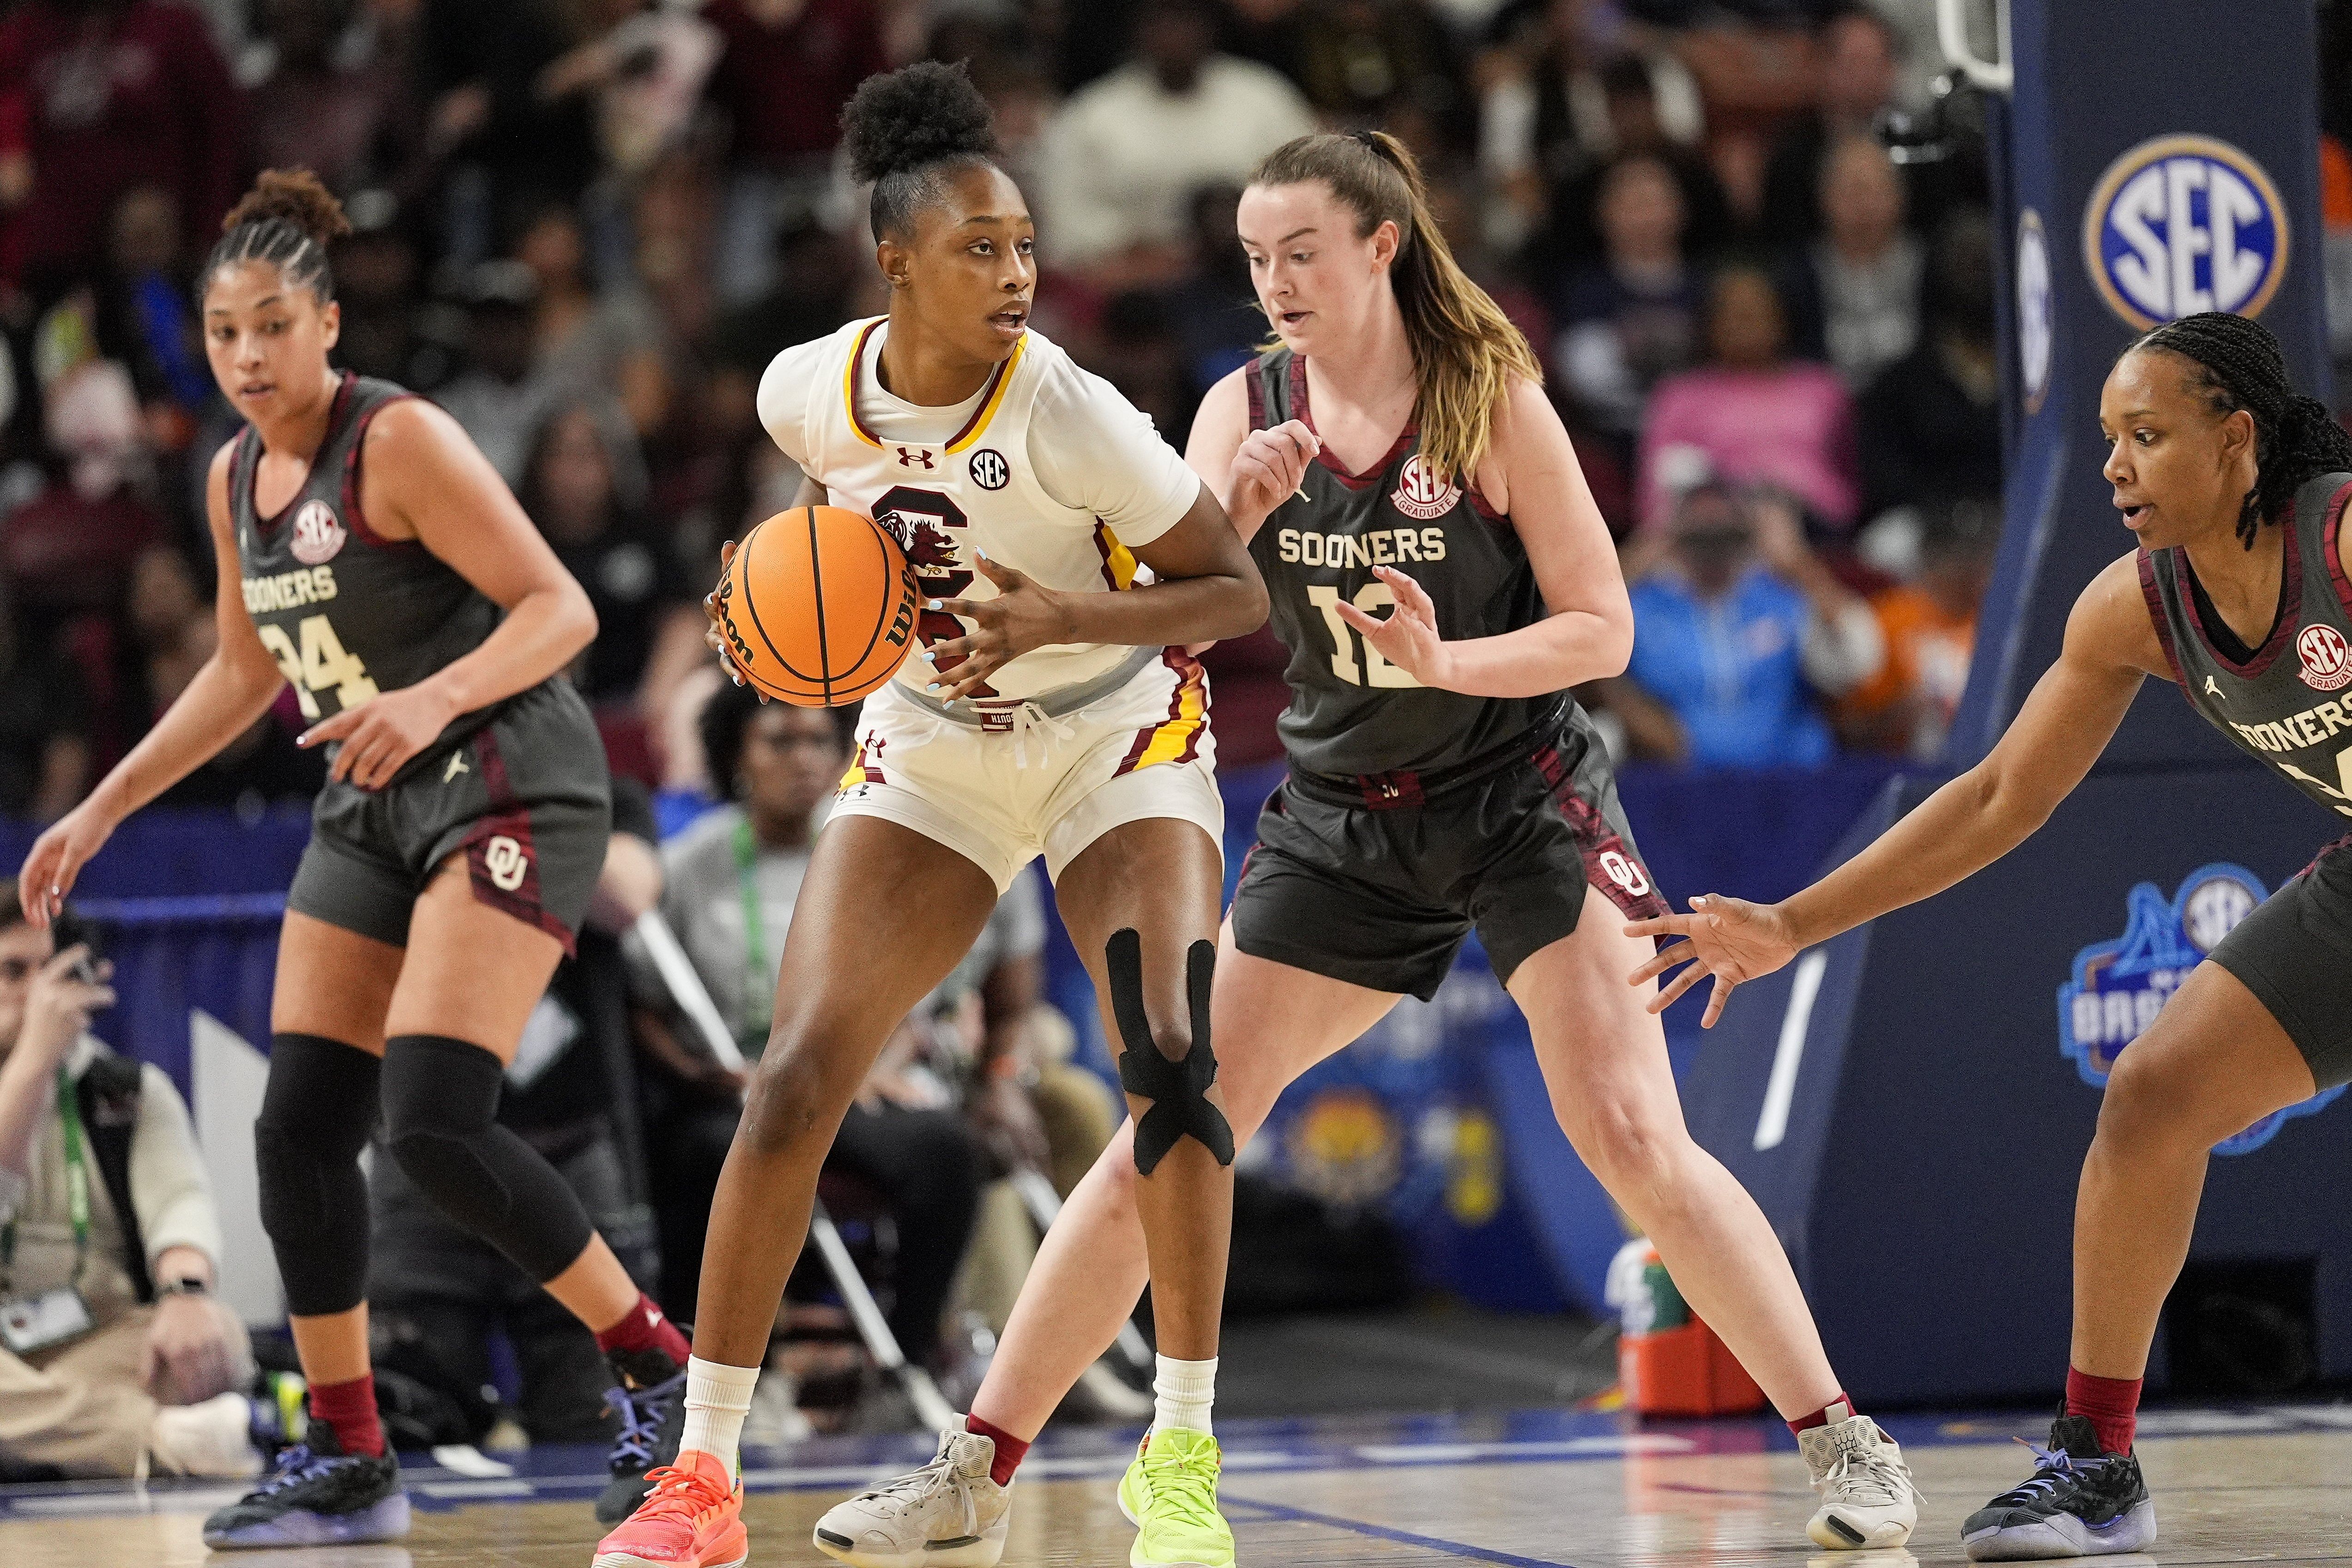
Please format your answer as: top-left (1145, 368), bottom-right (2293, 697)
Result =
top-left (380, 1035), bottom-right (594, 1283)
top-left (1108, 928), bottom-right (1234, 1176)
top-left (256, 1033), bottom-right (381, 1318)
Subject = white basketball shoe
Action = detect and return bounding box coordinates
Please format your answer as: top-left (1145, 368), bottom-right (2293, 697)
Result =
top-left (813, 1428), bottom-right (1011, 1568)
top-left (1800, 1410), bottom-right (1920, 1549)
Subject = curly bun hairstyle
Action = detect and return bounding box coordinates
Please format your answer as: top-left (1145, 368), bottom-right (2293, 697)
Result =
top-left (840, 61), bottom-right (1001, 241)
top-left (2129, 311), bottom-right (2352, 549)
top-left (201, 169), bottom-right (353, 305)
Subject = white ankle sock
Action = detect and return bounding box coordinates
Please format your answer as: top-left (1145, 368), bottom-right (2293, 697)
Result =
top-left (679, 1356), bottom-right (761, 1473)
top-left (1152, 1355), bottom-right (1217, 1436)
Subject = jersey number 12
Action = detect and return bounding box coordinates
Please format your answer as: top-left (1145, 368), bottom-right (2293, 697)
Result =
top-left (258, 615), bottom-right (381, 720)
top-left (1306, 584), bottom-right (1422, 688)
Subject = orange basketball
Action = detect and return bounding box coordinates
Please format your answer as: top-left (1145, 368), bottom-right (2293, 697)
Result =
top-left (714, 506), bottom-right (918, 706)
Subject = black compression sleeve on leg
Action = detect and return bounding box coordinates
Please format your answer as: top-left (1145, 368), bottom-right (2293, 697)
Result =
top-left (1109, 928), bottom-right (1233, 1176)
top-left (256, 1033), bottom-right (381, 1318)
top-left (380, 1035), bottom-right (595, 1283)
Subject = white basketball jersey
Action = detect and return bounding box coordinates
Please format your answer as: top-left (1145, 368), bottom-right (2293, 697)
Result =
top-left (784, 318), bottom-right (1158, 704)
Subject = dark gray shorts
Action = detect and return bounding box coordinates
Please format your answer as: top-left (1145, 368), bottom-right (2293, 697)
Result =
top-left (1230, 715), bottom-right (1667, 1001)
top-left (2207, 835), bottom-right (2352, 1091)
top-left (287, 680), bottom-right (611, 954)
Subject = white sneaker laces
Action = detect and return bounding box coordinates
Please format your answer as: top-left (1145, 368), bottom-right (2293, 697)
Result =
top-left (1818, 1428), bottom-right (1916, 1508)
top-left (860, 1437), bottom-right (983, 1538)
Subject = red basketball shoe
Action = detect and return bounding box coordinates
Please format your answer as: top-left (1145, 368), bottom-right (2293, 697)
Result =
top-left (591, 1449), bottom-right (748, 1568)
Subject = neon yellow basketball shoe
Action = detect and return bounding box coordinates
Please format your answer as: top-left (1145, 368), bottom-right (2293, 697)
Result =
top-left (1122, 1428), bottom-right (1234, 1568)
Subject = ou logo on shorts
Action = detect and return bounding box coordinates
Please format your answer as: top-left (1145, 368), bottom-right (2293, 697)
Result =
top-left (483, 835), bottom-right (530, 892)
top-left (2084, 133), bottom-right (2287, 330)
top-left (2298, 623), bottom-right (2352, 692)
top-left (1598, 850), bottom-right (1650, 897)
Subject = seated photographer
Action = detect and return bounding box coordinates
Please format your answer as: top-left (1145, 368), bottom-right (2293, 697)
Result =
top-left (0, 885), bottom-right (262, 1479)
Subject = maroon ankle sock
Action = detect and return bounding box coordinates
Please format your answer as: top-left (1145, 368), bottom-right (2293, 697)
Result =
top-left (309, 1374), bottom-right (385, 1459)
top-left (1787, 1393), bottom-right (1857, 1439)
top-left (2065, 1366), bottom-right (2141, 1455)
top-left (967, 1413), bottom-right (1030, 1487)
top-left (594, 1293), bottom-right (692, 1367)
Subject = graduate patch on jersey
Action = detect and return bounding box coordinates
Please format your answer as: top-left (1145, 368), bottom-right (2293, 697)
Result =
top-left (290, 499), bottom-right (348, 565)
top-left (1390, 454), bottom-right (1460, 522)
top-left (2298, 622), bottom-right (2352, 692)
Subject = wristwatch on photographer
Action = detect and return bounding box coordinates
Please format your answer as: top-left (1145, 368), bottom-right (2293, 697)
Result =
top-left (156, 1277), bottom-right (210, 1300)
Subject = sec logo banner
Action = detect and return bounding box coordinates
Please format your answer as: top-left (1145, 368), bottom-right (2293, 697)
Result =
top-left (2083, 133), bottom-right (2288, 331)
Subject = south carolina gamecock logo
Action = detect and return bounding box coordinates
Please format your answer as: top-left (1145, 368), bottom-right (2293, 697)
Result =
top-left (1389, 454), bottom-right (1460, 522)
top-left (2299, 623), bottom-right (2352, 692)
top-left (289, 500), bottom-right (347, 565)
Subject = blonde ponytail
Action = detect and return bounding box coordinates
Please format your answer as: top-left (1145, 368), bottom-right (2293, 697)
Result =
top-left (1249, 131), bottom-right (1539, 484)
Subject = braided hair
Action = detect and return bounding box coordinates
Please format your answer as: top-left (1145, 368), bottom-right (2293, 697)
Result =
top-left (841, 61), bottom-right (1002, 243)
top-left (2129, 311), bottom-right (2352, 548)
top-left (200, 169), bottom-right (352, 305)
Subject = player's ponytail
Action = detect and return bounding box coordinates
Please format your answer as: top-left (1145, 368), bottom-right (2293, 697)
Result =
top-left (1249, 130), bottom-right (1540, 486)
top-left (2130, 311), bottom-right (2352, 548)
top-left (201, 169), bottom-right (352, 305)
top-left (841, 60), bottom-right (1001, 242)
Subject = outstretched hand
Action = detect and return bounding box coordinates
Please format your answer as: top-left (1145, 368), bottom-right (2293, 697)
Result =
top-left (1623, 894), bottom-right (1801, 1028)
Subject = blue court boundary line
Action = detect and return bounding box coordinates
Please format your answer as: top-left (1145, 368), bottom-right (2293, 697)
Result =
top-left (1225, 1494), bottom-right (1583, 1568)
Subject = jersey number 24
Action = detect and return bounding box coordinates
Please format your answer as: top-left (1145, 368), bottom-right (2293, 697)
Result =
top-left (258, 615), bottom-right (380, 720)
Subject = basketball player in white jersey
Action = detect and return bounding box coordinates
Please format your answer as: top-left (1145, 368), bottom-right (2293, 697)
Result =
top-left (591, 60), bottom-right (1267, 1568)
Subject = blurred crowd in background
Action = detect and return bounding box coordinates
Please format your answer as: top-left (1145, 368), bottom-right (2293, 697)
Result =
top-left (3, 0), bottom-right (2352, 816)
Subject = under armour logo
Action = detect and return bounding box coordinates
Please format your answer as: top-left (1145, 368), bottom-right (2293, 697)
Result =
top-left (896, 446), bottom-right (936, 470)
top-left (483, 835), bottom-right (528, 892)
top-left (2206, 675), bottom-right (2225, 700)
top-left (444, 752), bottom-right (470, 783)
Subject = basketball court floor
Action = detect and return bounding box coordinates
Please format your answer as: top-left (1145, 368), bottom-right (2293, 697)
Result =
top-left (5, 1402), bottom-right (2350, 1568)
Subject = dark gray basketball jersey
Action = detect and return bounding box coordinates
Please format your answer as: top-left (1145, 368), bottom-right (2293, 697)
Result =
top-left (1246, 348), bottom-right (1573, 776)
top-left (230, 373), bottom-right (503, 757)
top-left (2140, 470), bottom-right (2352, 821)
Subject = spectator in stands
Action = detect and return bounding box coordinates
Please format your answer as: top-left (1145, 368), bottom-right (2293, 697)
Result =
top-left (1480, 0), bottom-right (1709, 252)
top-left (518, 203), bottom-right (673, 441)
top-left (1608, 483), bottom-right (1880, 769)
top-left (1532, 54), bottom-right (1734, 275)
top-left (1555, 154), bottom-right (1702, 440)
top-left (1856, 207), bottom-right (2000, 528)
top-left (1637, 263), bottom-right (1857, 537)
top-left (1836, 496), bottom-right (1995, 760)
top-left (328, 198), bottom-right (453, 394)
top-left (1758, 3), bottom-right (1906, 246)
top-left (1164, 185), bottom-right (1270, 401)
top-left (637, 685), bottom-right (981, 1360)
top-left (436, 259), bottom-right (555, 488)
top-left (1291, 0), bottom-right (1472, 146)
top-left (0, 589), bottom-right (89, 822)
top-left (417, 0), bottom-right (598, 265)
top-left (707, 218), bottom-right (857, 445)
top-left (1038, 0), bottom-right (1315, 279)
top-left (701, 0), bottom-right (888, 307)
top-left (0, 0), bottom-right (241, 293)
top-left (1781, 134), bottom-right (1921, 388)
top-left (98, 187), bottom-right (211, 436)
top-left (369, 783), bottom-right (667, 1447)
top-left (0, 887), bottom-right (265, 1480)
top-left (519, 400), bottom-right (700, 713)
top-left (244, 0), bottom-right (414, 197)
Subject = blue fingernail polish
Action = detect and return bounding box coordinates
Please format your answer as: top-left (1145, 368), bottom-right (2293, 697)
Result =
top-left (928, 600), bottom-right (942, 610)
top-left (927, 682), bottom-right (940, 691)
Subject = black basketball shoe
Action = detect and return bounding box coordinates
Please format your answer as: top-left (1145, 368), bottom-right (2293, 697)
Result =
top-left (595, 1346), bottom-right (688, 1525)
top-left (1962, 1412), bottom-right (2154, 1560)
top-left (201, 1422), bottom-right (409, 1549)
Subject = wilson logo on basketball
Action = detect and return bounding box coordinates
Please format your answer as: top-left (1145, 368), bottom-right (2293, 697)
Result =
top-left (1389, 455), bottom-right (1460, 522)
top-left (2298, 623), bottom-right (2352, 691)
top-left (289, 499), bottom-right (347, 565)
top-left (483, 835), bottom-right (529, 892)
